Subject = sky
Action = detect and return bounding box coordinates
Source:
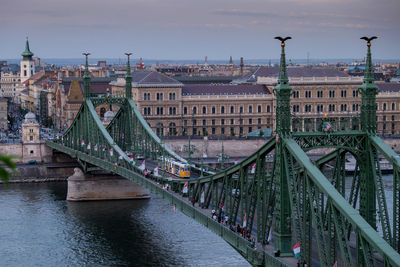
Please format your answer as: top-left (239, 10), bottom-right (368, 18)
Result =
top-left (0, 0), bottom-right (399, 60)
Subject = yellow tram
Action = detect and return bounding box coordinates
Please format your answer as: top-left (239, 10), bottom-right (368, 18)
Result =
top-left (163, 158), bottom-right (191, 178)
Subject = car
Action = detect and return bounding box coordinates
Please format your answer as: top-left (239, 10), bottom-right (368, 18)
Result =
top-left (135, 154), bottom-right (144, 160)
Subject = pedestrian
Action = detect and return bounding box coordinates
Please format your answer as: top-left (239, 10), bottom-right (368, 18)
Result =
top-left (191, 197), bottom-right (195, 207)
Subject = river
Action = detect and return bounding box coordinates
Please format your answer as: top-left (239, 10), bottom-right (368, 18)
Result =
top-left (0, 182), bottom-right (250, 267)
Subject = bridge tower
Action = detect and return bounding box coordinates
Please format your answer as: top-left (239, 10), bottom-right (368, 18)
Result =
top-left (273, 36), bottom-right (293, 256)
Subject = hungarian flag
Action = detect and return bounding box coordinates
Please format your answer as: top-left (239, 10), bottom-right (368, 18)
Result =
top-left (221, 201), bottom-right (224, 210)
top-left (81, 139), bottom-right (85, 147)
top-left (87, 142), bottom-right (91, 150)
top-left (102, 146), bottom-right (106, 152)
top-left (234, 158), bottom-right (239, 165)
top-left (182, 182), bottom-right (188, 194)
top-left (129, 155), bottom-right (134, 164)
top-left (276, 134), bottom-right (279, 143)
top-left (251, 163), bottom-right (256, 174)
top-left (243, 213), bottom-right (247, 228)
top-left (109, 148), bottom-right (113, 157)
top-left (293, 242), bottom-right (301, 259)
top-left (139, 160), bottom-right (146, 171)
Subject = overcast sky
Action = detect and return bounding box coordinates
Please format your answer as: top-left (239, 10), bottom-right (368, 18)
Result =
top-left (0, 0), bottom-right (399, 60)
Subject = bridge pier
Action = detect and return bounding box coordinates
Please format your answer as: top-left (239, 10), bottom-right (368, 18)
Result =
top-left (67, 168), bottom-right (150, 201)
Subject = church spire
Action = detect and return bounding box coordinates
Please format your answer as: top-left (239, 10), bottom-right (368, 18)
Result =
top-left (21, 37), bottom-right (34, 60)
top-left (83, 53), bottom-right (91, 99)
top-left (125, 53), bottom-right (132, 98)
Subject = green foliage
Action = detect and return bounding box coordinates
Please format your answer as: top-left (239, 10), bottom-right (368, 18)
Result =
top-left (0, 154), bottom-right (17, 185)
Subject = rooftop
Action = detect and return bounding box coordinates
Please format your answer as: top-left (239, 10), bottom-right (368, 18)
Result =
top-left (182, 84), bottom-right (270, 96)
top-left (237, 66), bottom-right (349, 83)
top-left (376, 82), bottom-right (400, 93)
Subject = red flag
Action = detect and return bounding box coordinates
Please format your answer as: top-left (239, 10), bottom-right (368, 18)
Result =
top-left (243, 213), bottom-right (247, 228)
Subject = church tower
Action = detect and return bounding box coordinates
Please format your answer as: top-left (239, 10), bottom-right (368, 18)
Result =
top-left (20, 37), bottom-right (35, 83)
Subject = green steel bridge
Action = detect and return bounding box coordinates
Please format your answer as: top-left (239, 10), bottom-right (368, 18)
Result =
top-left (46, 39), bottom-right (400, 266)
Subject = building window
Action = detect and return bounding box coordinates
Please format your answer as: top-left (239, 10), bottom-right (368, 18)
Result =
top-left (212, 106), bottom-right (216, 114)
top-left (183, 120), bottom-right (188, 126)
top-left (156, 93), bottom-right (163, 100)
top-left (240, 127), bottom-right (243, 135)
top-left (192, 106), bottom-right (197, 114)
top-left (202, 119), bottom-right (206, 126)
top-left (340, 104), bottom-right (347, 112)
top-left (144, 92), bottom-right (150, 100)
top-left (230, 106), bottom-right (234, 113)
top-left (193, 119), bottom-right (197, 126)
top-left (383, 103), bottom-right (387, 111)
top-left (202, 106), bottom-right (207, 114)
top-left (156, 107), bottom-right (164, 115)
top-left (169, 92), bottom-right (176, 100)
top-left (266, 105), bottom-right (270, 113)
top-left (169, 107), bottom-right (176, 115)
top-left (305, 105), bottom-right (312, 112)
top-left (258, 118), bottom-right (261, 125)
top-left (239, 106), bottom-right (243, 113)
top-left (30, 136), bottom-right (33, 141)
top-left (317, 91), bottom-right (323, 98)
top-left (248, 105), bottom-right (253, 113)
top-left (392, 103), bottom-right (395, 111)
top-left (317, 104), bottom-right (323, 113)
top-left (221, 106), bottom-right (225, 114)
top-left (353, 90), bottom-right (359, 97)
top-left (305, 91), bottom-right (312, 98)
top-left (221, 128), bottom-right (225, 135)
top-left (169, 122), bottom-right (176, 135)
top-left (221, 119), bottom-right (225, 125)
top-left (183, 106), bottom-right (188, 115)
top-left (239, 118), bottom-right (243, 125)
top-left (257, 105), bottom-right (261, 113)
top-left (293, 91), bottom-right (299, 98)
top-left (212, 119), bottom-right (215, 125)
top-left (392, 115), bottom-right (395, 121)
top-left (248, 127), bottom-right (252, 133)
top-left (144, 107), bottom-right (151, 115)
top-left (24, 70), bottom-right (27, 76)
top-left (230, 119), bottom-right (234, 125)
top-left (230, 127), bottom-right (234, 136)
top-left (341, 90), bottom-right (347, 98)
top-left (212, 128), bottom-right (216, 135)
top-left (329, 90), bottom-right (335, 98)
top-left (329, 104), bottom-right (335, 112)
top-left (249, 118), bottom-right (252, 124)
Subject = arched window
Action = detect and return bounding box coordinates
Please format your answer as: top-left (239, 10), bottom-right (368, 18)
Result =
top-left (156, 122), bottom-right (164, 136)
top-left (212, 106), bottom-right (216, 114)
top-left (192, 106), bottom-right (197, 114)
top-left (202, 106), bottom-right (207, 114)
top-left (230, 106), bottom-right (234, 113)
top-left (248, 105), bottom-right (253, 113)
top-left (221, 106), bottom-right (225, 114)
top-left (183, 106), bottom-right (188, 115)
top-left (169, 122), bottom-right (176, 135)
top-left (266, 105), bottom-right (270, 113)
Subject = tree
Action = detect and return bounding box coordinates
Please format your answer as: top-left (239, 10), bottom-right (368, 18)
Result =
top-left (0, 154), bottom-right (17, 185)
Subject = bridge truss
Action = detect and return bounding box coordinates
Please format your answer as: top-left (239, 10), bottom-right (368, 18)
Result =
top-left (47, 40), bottom-right (400, 266)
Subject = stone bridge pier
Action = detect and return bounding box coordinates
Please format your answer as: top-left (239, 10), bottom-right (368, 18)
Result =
top-left (67, 168), bottom-right (150, 201)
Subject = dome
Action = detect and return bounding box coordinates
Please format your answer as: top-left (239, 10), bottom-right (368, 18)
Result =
top-left (23, 112), bottom-right (37, 124)
top-left (104, 110), bottom-right (115, 122)
top-left (25, 112), bottom-right (36, 120)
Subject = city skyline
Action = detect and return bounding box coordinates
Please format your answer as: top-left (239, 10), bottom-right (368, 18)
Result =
top-left (1, 0), bottom-right (399, 60)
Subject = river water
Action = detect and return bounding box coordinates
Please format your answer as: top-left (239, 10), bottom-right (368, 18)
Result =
top-left (0, 182), bottom-right (250, 267)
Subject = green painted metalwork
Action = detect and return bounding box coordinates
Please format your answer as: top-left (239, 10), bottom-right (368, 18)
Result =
top-left (46, 40), bottom-right (400, 266)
